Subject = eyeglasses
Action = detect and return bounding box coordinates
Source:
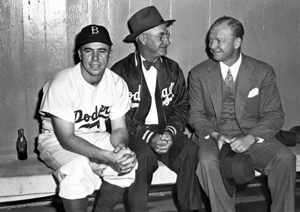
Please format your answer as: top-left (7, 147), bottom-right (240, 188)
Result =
top-left (143, 32), bottom-right (171, 41)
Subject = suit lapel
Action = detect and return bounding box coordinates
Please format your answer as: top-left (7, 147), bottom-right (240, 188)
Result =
top-left (206, 62), bottom-right (223, 125)
top-left (235, 55), bottom-right (255, 123)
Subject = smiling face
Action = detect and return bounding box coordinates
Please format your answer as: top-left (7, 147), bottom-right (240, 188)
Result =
top-left (208, 22), bottom-right (242, 67)
top-left (78, 42), bottom-right (111, 86)
top-left (138, 24), bottom-right (171, 62)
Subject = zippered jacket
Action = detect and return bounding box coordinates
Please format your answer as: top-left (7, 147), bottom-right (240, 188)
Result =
top-left (111, 52), bottom-right (189, 143)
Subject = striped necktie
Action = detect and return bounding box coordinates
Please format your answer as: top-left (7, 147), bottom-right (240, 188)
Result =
top-left (225, 68), bottom-right (234, 88)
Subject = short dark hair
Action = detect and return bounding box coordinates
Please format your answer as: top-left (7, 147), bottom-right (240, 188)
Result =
top-left (210, 16), bottom-right (244, 39)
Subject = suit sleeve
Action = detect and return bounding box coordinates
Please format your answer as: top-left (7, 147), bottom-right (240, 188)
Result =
top-left (188, 69), bottom-right (219, 138)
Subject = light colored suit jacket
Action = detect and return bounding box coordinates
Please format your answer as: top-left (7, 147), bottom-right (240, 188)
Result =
top-left (188, 54), bottom-right (284, 141)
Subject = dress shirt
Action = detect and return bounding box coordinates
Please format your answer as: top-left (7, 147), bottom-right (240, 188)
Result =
top-left (220, 53), bottom-right (242, 82)
top-left (141, 56), bottom-right (159, 125)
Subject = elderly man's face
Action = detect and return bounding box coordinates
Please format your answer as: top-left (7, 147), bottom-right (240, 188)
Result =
top-left (141, 24), bottom-right (171, 61)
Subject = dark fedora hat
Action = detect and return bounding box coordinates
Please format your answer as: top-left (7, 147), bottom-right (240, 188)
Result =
top-left (289, 125), bottom-right (300, 143)
top-left (124, 6), bottom-right (176, 42)
top-left (290, 125), bottom-right (300, 135)
top-left (219, 143), bottom-right (255, 197)
top-left (275, 130), bottom-right (297, 146)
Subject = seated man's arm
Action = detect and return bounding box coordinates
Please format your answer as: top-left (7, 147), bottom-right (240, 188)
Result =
top-left (164, 66), bottom-right (189, 136)
top-left (247, 66), bottom-right (285, 140)
top-left (230, 67), bottom-right (284, 152)
top-left (110, 114), bottom-right (129, 149)
top-left (188, 68), bottom-right (219, 138)
top-left (110, 114), bottom-right (137, 173)
top-left (209, 132), bottom-right (232, 150)
top-left (51, 116), bottom-right (134, 173)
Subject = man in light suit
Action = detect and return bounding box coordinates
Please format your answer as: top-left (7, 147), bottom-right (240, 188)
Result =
top-left (188, 16), bottom-right (296, 212)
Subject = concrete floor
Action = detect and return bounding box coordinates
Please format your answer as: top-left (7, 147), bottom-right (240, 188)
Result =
top-left (1, 183), bottom-right (299, 212)
top-left (1, 194), bottom-right (300, 212)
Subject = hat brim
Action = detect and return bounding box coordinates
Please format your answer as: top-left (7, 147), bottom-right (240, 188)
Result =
top-left (77, 36), bottom-right (113, 48)
top-left (124, 19), bottom-right (175, 42)
top-left (219, 144), bottom-right (236, 197)
top-left (290, 125), bottom-right (300, 134)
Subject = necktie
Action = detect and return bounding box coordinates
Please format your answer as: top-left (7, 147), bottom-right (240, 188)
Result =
top-left (225, 68), bottom-right (234, 88)
top-left (143, 59), bottom-right (161, 71)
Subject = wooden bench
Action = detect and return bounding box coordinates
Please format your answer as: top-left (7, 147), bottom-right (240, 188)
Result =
top-left (0, 154), bottom-right (177, 203)
top-left (0, 144), bottom-right (299, 203)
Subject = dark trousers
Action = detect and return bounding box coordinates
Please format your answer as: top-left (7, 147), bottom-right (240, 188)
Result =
top-left (127, 132), bottom-right (202, 212)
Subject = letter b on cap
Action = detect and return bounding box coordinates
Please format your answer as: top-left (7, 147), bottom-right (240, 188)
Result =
top-left (91, 26), bottom-right (99, 34)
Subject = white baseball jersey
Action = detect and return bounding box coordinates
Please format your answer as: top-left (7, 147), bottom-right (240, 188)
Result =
top-left (39, 63), bottom-right (130, 145)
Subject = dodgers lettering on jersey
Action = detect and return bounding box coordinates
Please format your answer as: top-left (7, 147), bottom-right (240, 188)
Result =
top-left (129, 82), bottom-right (175, 108)
top-left (129, 85), bottom-right (141, 108)
top-left (74, 105), bottom-right (110, 130)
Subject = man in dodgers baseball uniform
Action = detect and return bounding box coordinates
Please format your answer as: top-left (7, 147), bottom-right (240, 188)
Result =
top-left (38, 24), bottom-right (137, 212)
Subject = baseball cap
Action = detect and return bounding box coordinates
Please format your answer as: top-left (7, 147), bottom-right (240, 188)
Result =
top-left (76, 24), bottom-right (113, 48)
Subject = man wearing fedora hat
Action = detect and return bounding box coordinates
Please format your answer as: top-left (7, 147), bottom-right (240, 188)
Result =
top-left (111, 5), bottom-right (202, 212)
top-left (38, 24), bottom-right (137, 212)
top-left (189, 16), bottom-right (296, 212)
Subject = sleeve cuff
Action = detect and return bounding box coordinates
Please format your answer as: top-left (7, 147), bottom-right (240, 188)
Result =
top-left (142, 129), bottom-right (157, 143)
top-left (164, 125), bottom-right (177, 137)
top-left (255, 137), bottom-right (264, 143)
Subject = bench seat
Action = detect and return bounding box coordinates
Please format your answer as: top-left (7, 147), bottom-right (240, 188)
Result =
top-left (0, 144), bottom-right (299, 203)
top-left (0, 154), bottom-right (177, 203)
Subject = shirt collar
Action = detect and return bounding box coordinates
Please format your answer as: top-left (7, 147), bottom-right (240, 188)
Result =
top-left (220, 53), bottom-right (242, 81)
top-left (134, 51), bottom-right (162, 67)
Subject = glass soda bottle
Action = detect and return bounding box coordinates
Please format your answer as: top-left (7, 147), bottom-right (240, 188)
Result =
top-left (16, 128), bottom-right (28, 160)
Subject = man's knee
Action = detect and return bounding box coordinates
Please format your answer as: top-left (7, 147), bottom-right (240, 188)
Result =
top-left (135, 147), bottom-right (158, 173)
top-left (184, 140), bottom-right (199, 155)
top-left (276, 147), bottom-right (296, 167)
top-left (173, 133), bottom-right (198, 155)
top-left (56, 161), bottom-right (99, 199)
top-left (129, 140), bottom-right (157, 164)
top-left (197, 147), bottom-right (219, 170)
